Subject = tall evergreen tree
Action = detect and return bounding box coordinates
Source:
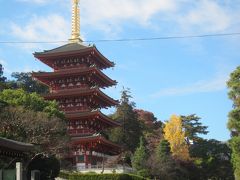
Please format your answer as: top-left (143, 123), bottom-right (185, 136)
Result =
top-left (227, 66), bottom-right (240, 179)
top-left (181, 114), bottom-right (208, 143)
top-left (132, 137), bottom-right (148, 172)
top-left (156, 139), bottom-right (171, 160)
top-left (108, 89), bottom-right (142, 152)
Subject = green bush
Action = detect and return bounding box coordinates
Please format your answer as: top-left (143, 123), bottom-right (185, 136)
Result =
top-left (59, 171), bottom-right (146, 180)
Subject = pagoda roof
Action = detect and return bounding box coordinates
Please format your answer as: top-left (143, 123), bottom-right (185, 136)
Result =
top-left (35, 42), bottom-right (90, 55)
top-left (44, 88), bottom-right (118, 107)
top-left (32, 67), bottom-right (117, 88)
top-left (65, 110), bottom-right (120, 128)
top-left (71, 135), bottom-right (121, 155)
top-left (34, 43), bottom-right (114, 69)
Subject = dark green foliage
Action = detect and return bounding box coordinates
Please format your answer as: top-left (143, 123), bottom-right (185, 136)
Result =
top-left (227, 66), bottom-right (240, 107)
top-left (0, 89), bottom-right (64, 119)
top-left (59, 172), bottom-right (146, 180)
top-left (132, 137), bottom-right (148, 174)
top-left (190, 139), bottom-right (234, 180)
top-left (0, 64), bottom-right (6, 82)
top-left (155, 139), bottom-right (170, 160)
top-left (147, 153), bottom-right (197, 180)
top-left (228, 108), bottom-right (240, 136)
top-left (27, 154), bottom-right (60, 180)
top-left (181, 114), bottom-right (208, 142)
top-left (227, 66), bottom-right (240, 178)
top-left (0, 89), bottom-right (68, 153)
top-left (108, 89), bottom-right (142, 152)
top-left (0, 106), bottom-right (68, 153)
top-left (11, 72), bottom-right (48, 94)
top-left (0, 100), bottom-right (8, 110)
top-left (230, 137), bottom-right (240, 179)
top-left (0, 64), bottom-right (7, 91)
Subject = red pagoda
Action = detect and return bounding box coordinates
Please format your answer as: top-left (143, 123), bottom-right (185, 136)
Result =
top-left (32, 0), bottom-right (121, 170)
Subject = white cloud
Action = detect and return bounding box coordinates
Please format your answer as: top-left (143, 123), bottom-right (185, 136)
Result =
top-left (11, 14), bottom-right (69, 41)
top-left (10, 14), bottom-right (70, 50)
top-left (81, 0), bottom-right (177, 34)
top-left (151, 73), bottom-right (229, 98)
top-left (6, 0), bottom-right (240, 43)
top-left (177, 0), bottom-right (234, 33)
top-left (17, 0), bottom-right (50, 4)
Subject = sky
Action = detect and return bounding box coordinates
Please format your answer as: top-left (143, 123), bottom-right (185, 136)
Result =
top-left (0, 0), bottom-right (240, 141)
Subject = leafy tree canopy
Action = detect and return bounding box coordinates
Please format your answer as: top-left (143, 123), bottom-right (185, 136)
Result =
top-left (227, 66), bottom-right (240, 179)
top-left (164, 114), bottom-right (190, 161)
top-left (0, 89), bottom-right (64, 119)
top-left (181, 114), bottom-right (208, 142)
top-left (108, 89), bottom-right (142, 152)
top-left (0, 64), bottom-right (6, 82)
top-left (132, 136), bottom-right (149, 177)
top-left (155, 139), bottom-right (171, 160)
top-left (190, 139), bottom-right (234, 180)
top-left (11, 72), bottom-right (48, 94)
top-left (0, 106), bottom-right (68, 154)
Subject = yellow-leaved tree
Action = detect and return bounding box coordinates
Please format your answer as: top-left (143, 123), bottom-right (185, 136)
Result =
top-left (163, 114), bottom-right (190, 161)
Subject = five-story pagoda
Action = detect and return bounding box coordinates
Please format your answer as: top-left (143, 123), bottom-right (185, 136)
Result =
top-left (33, 0), bottom-right (121, 170)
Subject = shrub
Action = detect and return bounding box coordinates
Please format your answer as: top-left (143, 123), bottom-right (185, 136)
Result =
top-left (59, 171), bottom-right (146, 180)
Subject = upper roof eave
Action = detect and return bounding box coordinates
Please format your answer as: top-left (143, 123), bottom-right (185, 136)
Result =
top-left (33, 42), bottom-right (92, 57)
top-left (0, 137), bottom-right (34, 152)
top-left (65, 110), bottom-right (121, 127)
top-left (34, 43), bottom-right (115, 69)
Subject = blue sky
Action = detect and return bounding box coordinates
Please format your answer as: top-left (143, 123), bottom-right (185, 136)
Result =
top-left (0, 0), bottom-right (240, 141)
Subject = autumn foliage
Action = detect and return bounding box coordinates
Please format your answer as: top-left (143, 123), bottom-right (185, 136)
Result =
top-left (164, 114), bottom-right (190, 161)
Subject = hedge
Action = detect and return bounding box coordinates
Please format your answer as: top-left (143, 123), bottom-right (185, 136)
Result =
top-left (59, 171), bottom-right (146, 180)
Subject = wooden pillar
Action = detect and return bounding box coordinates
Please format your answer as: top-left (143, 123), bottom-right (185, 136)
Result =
top-left (84, 153), bottom-right (88, 169)
top-left (16, 162), bottom-right (22, 180)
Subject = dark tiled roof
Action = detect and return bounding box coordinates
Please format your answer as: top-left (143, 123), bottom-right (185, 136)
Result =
top-left (65, 110), bottom-right (120, 127)
top-left (0, 137), bottom-right (34, 152)
top-left (34, 42), bottom-right (92, 56)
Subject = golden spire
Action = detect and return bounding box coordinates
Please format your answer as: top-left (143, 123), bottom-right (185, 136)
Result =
top-left (69, 0), bottom-right (82, 43)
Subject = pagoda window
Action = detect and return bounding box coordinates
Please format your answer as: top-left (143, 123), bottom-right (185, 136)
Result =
top-left (68, 83), bottom-right (74, 87)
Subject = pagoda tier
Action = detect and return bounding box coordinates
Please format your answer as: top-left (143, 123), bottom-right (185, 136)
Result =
top-left (32, 67), bottom-right (117, 90)
top-left (67, 110), bottom-right (120, 136)
top-left (71, 135), bottom-right (121, 156)
top-left (44, 88), bottom-right (118, 111)
top-left (34, 43), bottom-right (114, 70)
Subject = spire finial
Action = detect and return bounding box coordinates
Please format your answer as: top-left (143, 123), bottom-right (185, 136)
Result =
top-left (69, 0), bottom-right (82, 43)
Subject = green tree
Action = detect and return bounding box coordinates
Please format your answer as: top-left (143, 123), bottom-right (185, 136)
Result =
top-left (0, 89), bottom-right (64, 118)
top-left (227, 66), bottom-right (240, 179)
top-left (190, 139), bottom-right (234, 180)
top-left (0, 64), bottom-right (6, 82)
top-left (156, 139), bottom-right (171, 160)
top-left (181, 114), bottom-right (208, 142)
top-left (0, 64), bottom-right (7, 91)
top-left (0, 89), bottom-right (67, 153)
top-left (108, 89), bottom-right (142, 152)
top-left (148, 140), bottom-right (196, 180)
top-left (0, 105), bottom-right (68, 154)
top-left (11, 72), bottom-right (48, 94)
top-left (132, 137), bottom-right (149, 177)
